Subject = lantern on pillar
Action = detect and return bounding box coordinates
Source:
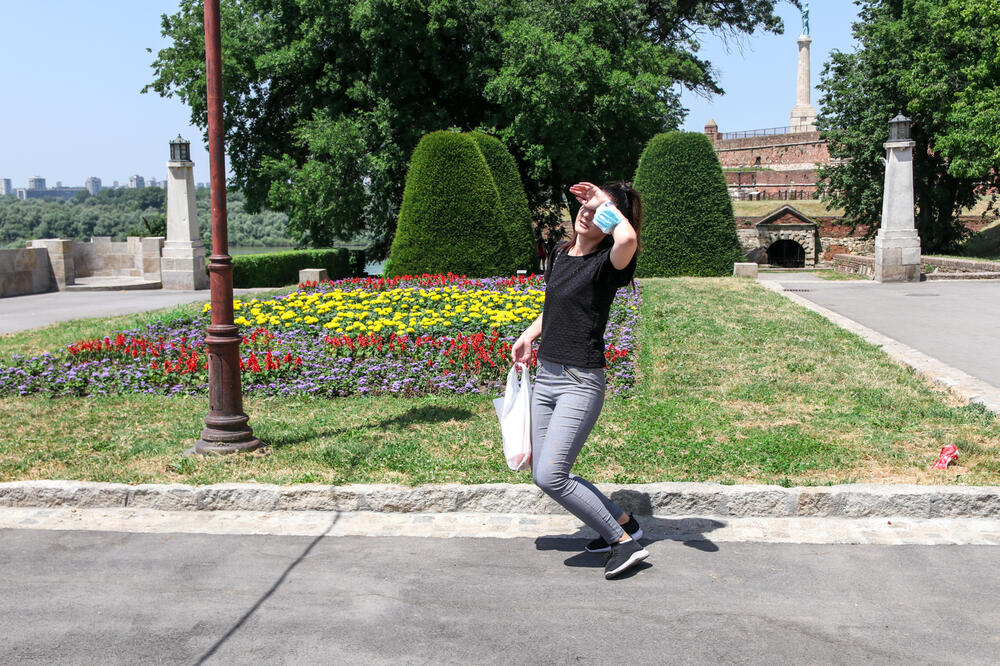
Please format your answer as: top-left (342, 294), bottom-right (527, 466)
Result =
top-left (169, 135), bottom-right (191, 162)
top-left (888, 114), bottom-right (911, 141)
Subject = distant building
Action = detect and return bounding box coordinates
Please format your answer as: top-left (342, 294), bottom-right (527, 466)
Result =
top-left (197, 182), bottom-right (206, 189)
top-left (16, 186), bottom-right (86, 201)
top-left (128, 175), bottom-right (145, 189)
top-left (85, 177), bottom-right (102, 196)
top-left (0, 179), bottom-right (12, 196)
top-left (148, 176), bottom-right (158, 188)
top-left (112, 180), bottom-right (120, 189)
top-left (28, 176), bottom-right (46, 190)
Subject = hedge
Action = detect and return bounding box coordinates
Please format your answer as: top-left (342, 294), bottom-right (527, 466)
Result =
top-left (633, 131), bottom-right (745, 276)
top-left (468, 131), bottom-right (537, 272)
top-left (386, 131), bottom-right (511, 277)
top-left (226, 248), bottom-right (366, 288)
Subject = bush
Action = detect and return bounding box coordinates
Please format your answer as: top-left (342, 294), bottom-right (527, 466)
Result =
top-left (468, 131), bottom-right (537, 272)
top-left (387, 131), bottom-right (510, 277)
top-left (632, 132), bottom-right (745, 276)
top-left (228, 248), bottom-right (366, 288)
top-left (960, 221), bottom-right (1000, 259)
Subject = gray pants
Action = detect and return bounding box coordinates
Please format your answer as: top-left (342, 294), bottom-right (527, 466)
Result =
top-left (531, 358), bottom-right (625, 543)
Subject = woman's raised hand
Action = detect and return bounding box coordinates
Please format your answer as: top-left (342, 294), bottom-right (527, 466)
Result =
top-left (569, 182), bottom-right (611, 210)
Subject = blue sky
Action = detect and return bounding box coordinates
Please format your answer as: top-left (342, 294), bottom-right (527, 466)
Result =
top-left (679, 2), bottom-right (859, 134)
top-left (0, 2), bottom-right (858, 189)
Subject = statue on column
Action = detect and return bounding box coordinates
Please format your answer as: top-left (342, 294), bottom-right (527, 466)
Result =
top-left (802, 2), bottom-right (810, 36)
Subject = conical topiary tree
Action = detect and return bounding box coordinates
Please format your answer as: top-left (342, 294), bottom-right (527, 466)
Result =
top-left (632, 131), bottom-right (745, 276)
top-left (467, 131), bottom-right (537, 273)
top-left (387, 131), bottom-right (510, 277)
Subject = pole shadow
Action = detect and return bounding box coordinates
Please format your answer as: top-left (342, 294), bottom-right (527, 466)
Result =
top-left (266, 405), bottom-right (475, 449)
top-left (193, 512), bottom-right (341, 665)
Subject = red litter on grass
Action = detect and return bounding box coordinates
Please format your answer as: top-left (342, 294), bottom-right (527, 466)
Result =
top-left (932, 445), bottom-right (959, 470)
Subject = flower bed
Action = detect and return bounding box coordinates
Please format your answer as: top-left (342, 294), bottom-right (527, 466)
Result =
top-left (0, 274), bottom-right (640, 398)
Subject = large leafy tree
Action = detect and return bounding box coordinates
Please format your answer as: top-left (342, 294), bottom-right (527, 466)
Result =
top-left (817, 0), bottom-right (1000, 252)
top-left (146, 0), bottom-right (789, 258)
top-left (904, 0), bottom-right (1000, 183)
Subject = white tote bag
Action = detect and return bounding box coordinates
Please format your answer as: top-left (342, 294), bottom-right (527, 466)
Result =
top-left (493, 363), bottom-right (532, 471)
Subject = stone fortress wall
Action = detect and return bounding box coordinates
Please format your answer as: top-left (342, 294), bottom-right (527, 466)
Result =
top-left (0, 236), bottom-right (166, 298)
top-left (706, 122), bottom-right (830, 200)
top-left (70, 237), bottom-right (164, 282)
top-left (0, 247), bottom-right (54, 297)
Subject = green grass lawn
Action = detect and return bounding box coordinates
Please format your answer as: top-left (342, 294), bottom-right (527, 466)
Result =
top-left (1, 278), bottom-right (997, 486)
top-left (814, 271), bottom-right (868, 281)
top-left (732, 200), bottom-right (845, 218)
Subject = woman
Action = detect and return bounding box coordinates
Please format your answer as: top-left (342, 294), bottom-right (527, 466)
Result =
top-left (511, 180), bottom-right (646, 580)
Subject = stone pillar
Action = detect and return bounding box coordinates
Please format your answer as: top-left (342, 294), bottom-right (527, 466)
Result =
top-left (161, 158), bottom-right (209, 290)
top-left (27, 238), bottom-right (75, 289)
top-left (789, 35), bottom-right (817, 132)
top-left (141, 237), bottom-right (165, 281)
top-left (874, 116), bottom-right (921, 282)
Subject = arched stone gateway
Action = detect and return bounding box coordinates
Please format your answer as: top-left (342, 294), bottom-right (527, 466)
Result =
top-left (735, 204), bottom-right (819, 268)
top-left (767, 239), bottom-right (806, 268)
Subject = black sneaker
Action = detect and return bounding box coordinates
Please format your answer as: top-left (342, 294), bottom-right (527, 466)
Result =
top-left (585, 514), bottom-right (643, 553)
top-left (604, 539), bottom-right (650, 579)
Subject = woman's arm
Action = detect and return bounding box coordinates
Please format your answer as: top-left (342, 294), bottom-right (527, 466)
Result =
top-left (511, 313), bottom-right (542, 365)
top-left (569, 181), bottom-right (637, 270)
top-left (608, 215), bottom-right (637, 270)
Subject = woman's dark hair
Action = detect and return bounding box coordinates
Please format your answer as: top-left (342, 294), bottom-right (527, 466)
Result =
top-left (561, 181), bottom-right (643, 255)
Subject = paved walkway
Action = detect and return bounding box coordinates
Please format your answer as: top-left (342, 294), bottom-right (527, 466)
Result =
top-left (2, 526), bottom-right (997, 664)
top-left (759, 273), bottom-right (1000, 391)
top-left (4, 508), bottom-right (1000, 545)
top-left (0, 288), bottom-right (271, 335)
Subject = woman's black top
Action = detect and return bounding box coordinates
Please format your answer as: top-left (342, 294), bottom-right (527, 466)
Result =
top-left (537, 244), bottom-right (636, 369)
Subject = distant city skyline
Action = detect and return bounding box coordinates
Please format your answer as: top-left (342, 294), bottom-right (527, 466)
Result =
top-left (0, 3), bottom-right (858, 188)
top-left (3, 174), bottom-right (168, 190)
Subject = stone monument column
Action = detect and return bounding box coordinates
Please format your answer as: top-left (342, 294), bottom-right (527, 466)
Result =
top-left (161, 135), bottom-right (209, 290)
top-left (789, 35), bottom-right (818, 131)
top-left (789, 4), bottom-right (817, 132)
top-left (874, 115), bottom-right (921, 282)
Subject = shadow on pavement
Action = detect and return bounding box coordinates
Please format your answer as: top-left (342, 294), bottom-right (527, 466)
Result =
top-left (194, 512), bottom-right (341, 665)
top-left (534, 515), bottom-right (727, 567)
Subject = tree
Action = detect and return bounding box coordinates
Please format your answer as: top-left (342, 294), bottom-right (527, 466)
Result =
top-left (632, 131), bottom-right (744, 276)
top-left (468, 131), bottom-right (536, 272)
top-left (145, 0), bottom-right (790, 259)
top-left (387, 131), bottom-right (509, 277)
top-left (903, 0), bottom-right (1000, 185)
top-left (816, 0), bottom-right (997, 253)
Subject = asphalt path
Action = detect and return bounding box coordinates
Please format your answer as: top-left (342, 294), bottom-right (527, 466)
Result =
top-left (0, 288), bottom-right (270, 335)
top-left (760, 275), bottom-right (1000, 390)
top-left (2, 528), bottom-right (999, 665)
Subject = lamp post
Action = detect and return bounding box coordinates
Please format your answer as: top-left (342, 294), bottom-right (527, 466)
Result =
top-left (874, 113), bottom-right (921, 282)
top-left (193, 0), bottom-right (261, 454)
top-left (163, 134), bottom-right (208, 291)
top-left (169, 135), bottom-right (191, 162)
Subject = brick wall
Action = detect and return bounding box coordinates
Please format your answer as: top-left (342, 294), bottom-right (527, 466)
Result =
top-left (712, 131), bottom-right (829, 170)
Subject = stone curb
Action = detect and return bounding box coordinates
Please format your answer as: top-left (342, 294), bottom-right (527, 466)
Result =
top-left (1, 481), bottom-right (998, 519)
